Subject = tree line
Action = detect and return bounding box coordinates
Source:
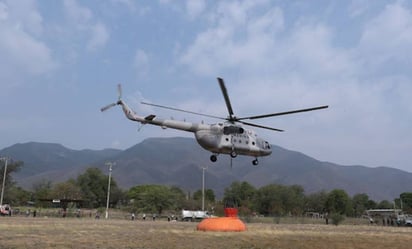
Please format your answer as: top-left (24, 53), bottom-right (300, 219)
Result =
top-left (223, 181), bottom-right (412, 217)
top-left (1, 161), bottom-right (412, 217)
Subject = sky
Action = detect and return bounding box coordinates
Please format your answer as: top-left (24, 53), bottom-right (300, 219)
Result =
top-left (1, 0), bottom-right (412, 172)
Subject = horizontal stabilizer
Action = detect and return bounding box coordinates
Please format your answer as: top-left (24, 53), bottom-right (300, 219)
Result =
top-left (145, 114), bottom-right (156, 121)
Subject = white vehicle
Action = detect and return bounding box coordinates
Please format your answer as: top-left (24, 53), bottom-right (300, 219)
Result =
top-left (405, 216), bottom-right (412, 226)
top-left (0, 204), bottom-right (11, 216)
top-left (181, 210), bottom-right (210, 221)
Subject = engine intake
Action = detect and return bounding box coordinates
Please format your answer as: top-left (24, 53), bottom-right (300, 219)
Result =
top-left (223, 125), bottom-right (244, 135)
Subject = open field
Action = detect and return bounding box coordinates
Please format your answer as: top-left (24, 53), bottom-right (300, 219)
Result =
top-left (0, 217), bottom-right (411, 249)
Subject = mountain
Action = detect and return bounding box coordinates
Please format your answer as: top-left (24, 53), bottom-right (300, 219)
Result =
top-left (0, 142), bottom-right (121, 188)
top-left (1, 138), bottom-right (411, 201)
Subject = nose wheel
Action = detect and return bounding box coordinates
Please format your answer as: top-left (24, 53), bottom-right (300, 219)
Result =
top-left (252, 158), bottom-right (259, 166)
top-left (210, 155), bottom-right (217, 162)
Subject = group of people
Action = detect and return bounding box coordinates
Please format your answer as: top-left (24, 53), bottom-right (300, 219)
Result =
top-left (130, 213), bottom-right (179, 222)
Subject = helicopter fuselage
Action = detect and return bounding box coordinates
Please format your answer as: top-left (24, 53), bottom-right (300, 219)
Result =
top-left (194, 123), bottom-right (271, 157)
top-left (118, 100), bottom-right (271, 160)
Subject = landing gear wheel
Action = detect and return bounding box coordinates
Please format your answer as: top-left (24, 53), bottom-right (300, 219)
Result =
top-left (210, 155), bottom-right (217, 162)
top-left (252, 159), bottom-right (259, 166)
top-left (230, 151), bottom-right (237, 158)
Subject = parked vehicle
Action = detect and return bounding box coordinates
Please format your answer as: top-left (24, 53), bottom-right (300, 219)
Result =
top-left (0, 204), bottom-right (11, 216)
top-left (405, 216), bottom-right (412, 226)
top-left (181, 210), bottom-right (210, 221)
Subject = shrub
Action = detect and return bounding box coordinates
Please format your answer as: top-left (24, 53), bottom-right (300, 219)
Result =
top-left (330, 213), bottom-right (345, 226)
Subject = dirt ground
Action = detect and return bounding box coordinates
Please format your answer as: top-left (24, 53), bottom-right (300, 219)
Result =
top-left (0, 217), bottom-right (411, 249)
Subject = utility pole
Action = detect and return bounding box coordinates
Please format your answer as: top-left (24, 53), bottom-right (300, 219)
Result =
top-left (201, 166), bottom-right (207, 211)
top-left (0, 157), bottom-right (9, 206)
top-left (105, 162), bottom-right (116, 219)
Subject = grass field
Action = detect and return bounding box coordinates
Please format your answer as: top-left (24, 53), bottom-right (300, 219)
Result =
top-left (0, 217), bottom-right (411, 249)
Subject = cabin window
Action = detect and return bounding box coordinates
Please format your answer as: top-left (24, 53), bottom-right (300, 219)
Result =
top-left (225, 138), bottom-right (229, 142)
top-left (252, 141), bottom-right (255, 146)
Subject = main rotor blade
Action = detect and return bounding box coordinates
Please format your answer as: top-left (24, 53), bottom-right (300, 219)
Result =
top-left (141, 102), bottom-right (225, 120)
top-left (217, 77), bottom-right (235, 118)
top-left (239, 120), bottom-right (284, 132)
top-left (101, 103), bottom-right (117, 112)
top-left (239, 105), bottom-right (329, 120)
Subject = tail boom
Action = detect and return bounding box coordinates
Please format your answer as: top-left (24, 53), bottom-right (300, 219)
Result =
top-left (117, 100), bottom-right (209, 133)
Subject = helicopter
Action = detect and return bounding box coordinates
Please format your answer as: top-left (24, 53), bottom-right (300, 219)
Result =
top-left (101, 78), bottom-right (328, 165)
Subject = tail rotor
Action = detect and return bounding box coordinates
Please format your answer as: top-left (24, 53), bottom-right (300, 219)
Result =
top-left (100, 84), bottom-right (123, 112)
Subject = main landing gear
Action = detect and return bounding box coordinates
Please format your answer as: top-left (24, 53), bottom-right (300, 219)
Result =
top-left (252, 158), bottom-right (259, 166)
top-left (230, 151), bottom-right (237, 158)
top-left (210, 154), bottom-right (217, 162)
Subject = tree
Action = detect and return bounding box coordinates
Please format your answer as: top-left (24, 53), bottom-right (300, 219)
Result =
top-left (193, 189), bottom-right (215, 202)
top-left (352, 193), bottom-right (370, 217)
top-left (399, 192), bottom-right (412, 213)
top-left (0, 160), bottom-right (23, 204)
top-left (254, 184), bottom-right (305, 216)
top-left (325, 189), bottom-right (350, 215)
top-left (128, 185), bottom-right (184, 214)
top-left (281, 185), bottom-right (305, 216)
top-left (51, 179), bottom-right (83, 200)
top-left (366, 199), bottom-right (377, 210)
top-left (5, 186), bottom-right (31, 206)
top-left (76, 167), bottom-right (120, 208)
top-left (33, 180), bottom-right (53, 207)
top-left (377, 200), bottom-right (393, 209)
top-left (223, 181), bottom-right (256, 209)
top-left (305, 191), bottom-right (328, 213)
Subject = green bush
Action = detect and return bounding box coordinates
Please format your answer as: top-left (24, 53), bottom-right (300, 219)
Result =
top-left (330, 213), bottom-right (345, 226)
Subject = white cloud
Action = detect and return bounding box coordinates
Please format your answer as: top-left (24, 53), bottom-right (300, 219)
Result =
top-left (358, 3), bottom-right (412, 74)
top-left (6, 0), bottom-right (44, 36)
top-left (0, 27), bottom-right (55, 75)
top-left (63, 0), bottom-right (110, 51)
top-left (0, 2), bottom-right (8, 20)
top-left (177, 1), bottom-right (412, 169)
top-left (0, 0), bottom-right (56, 84)
top-left (111, 0), bottom-right (135, 10)
top-left (180, 2), bottom-right (285, 76)
top-left (134, 49), bottom-right (150, 77)
top-left (348, 0), bottom-right (370, 17)
top-left (87, 22), bottom-right (109, 51)
top-left (186, 0), bottom-right (206, 19)
top-left (64, 0), bottom-right (92, 26)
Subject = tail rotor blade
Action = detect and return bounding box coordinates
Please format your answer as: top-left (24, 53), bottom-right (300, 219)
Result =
top-left (100, 103), bottom-right (117, 112)
top-left (117, 84), bottom-right (122, 100)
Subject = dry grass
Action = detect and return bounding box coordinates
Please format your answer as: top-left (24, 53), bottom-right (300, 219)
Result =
top-left (0, 217), bottom-right (411, 249)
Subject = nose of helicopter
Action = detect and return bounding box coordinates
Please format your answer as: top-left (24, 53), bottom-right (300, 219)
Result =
top-left (263, 140), bottom-right (272, 155)
top-left (256, 138), bottom-right (272, 156)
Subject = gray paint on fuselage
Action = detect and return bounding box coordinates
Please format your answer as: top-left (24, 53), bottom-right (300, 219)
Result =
top-left (195, 124), bottom-right (272, 157)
